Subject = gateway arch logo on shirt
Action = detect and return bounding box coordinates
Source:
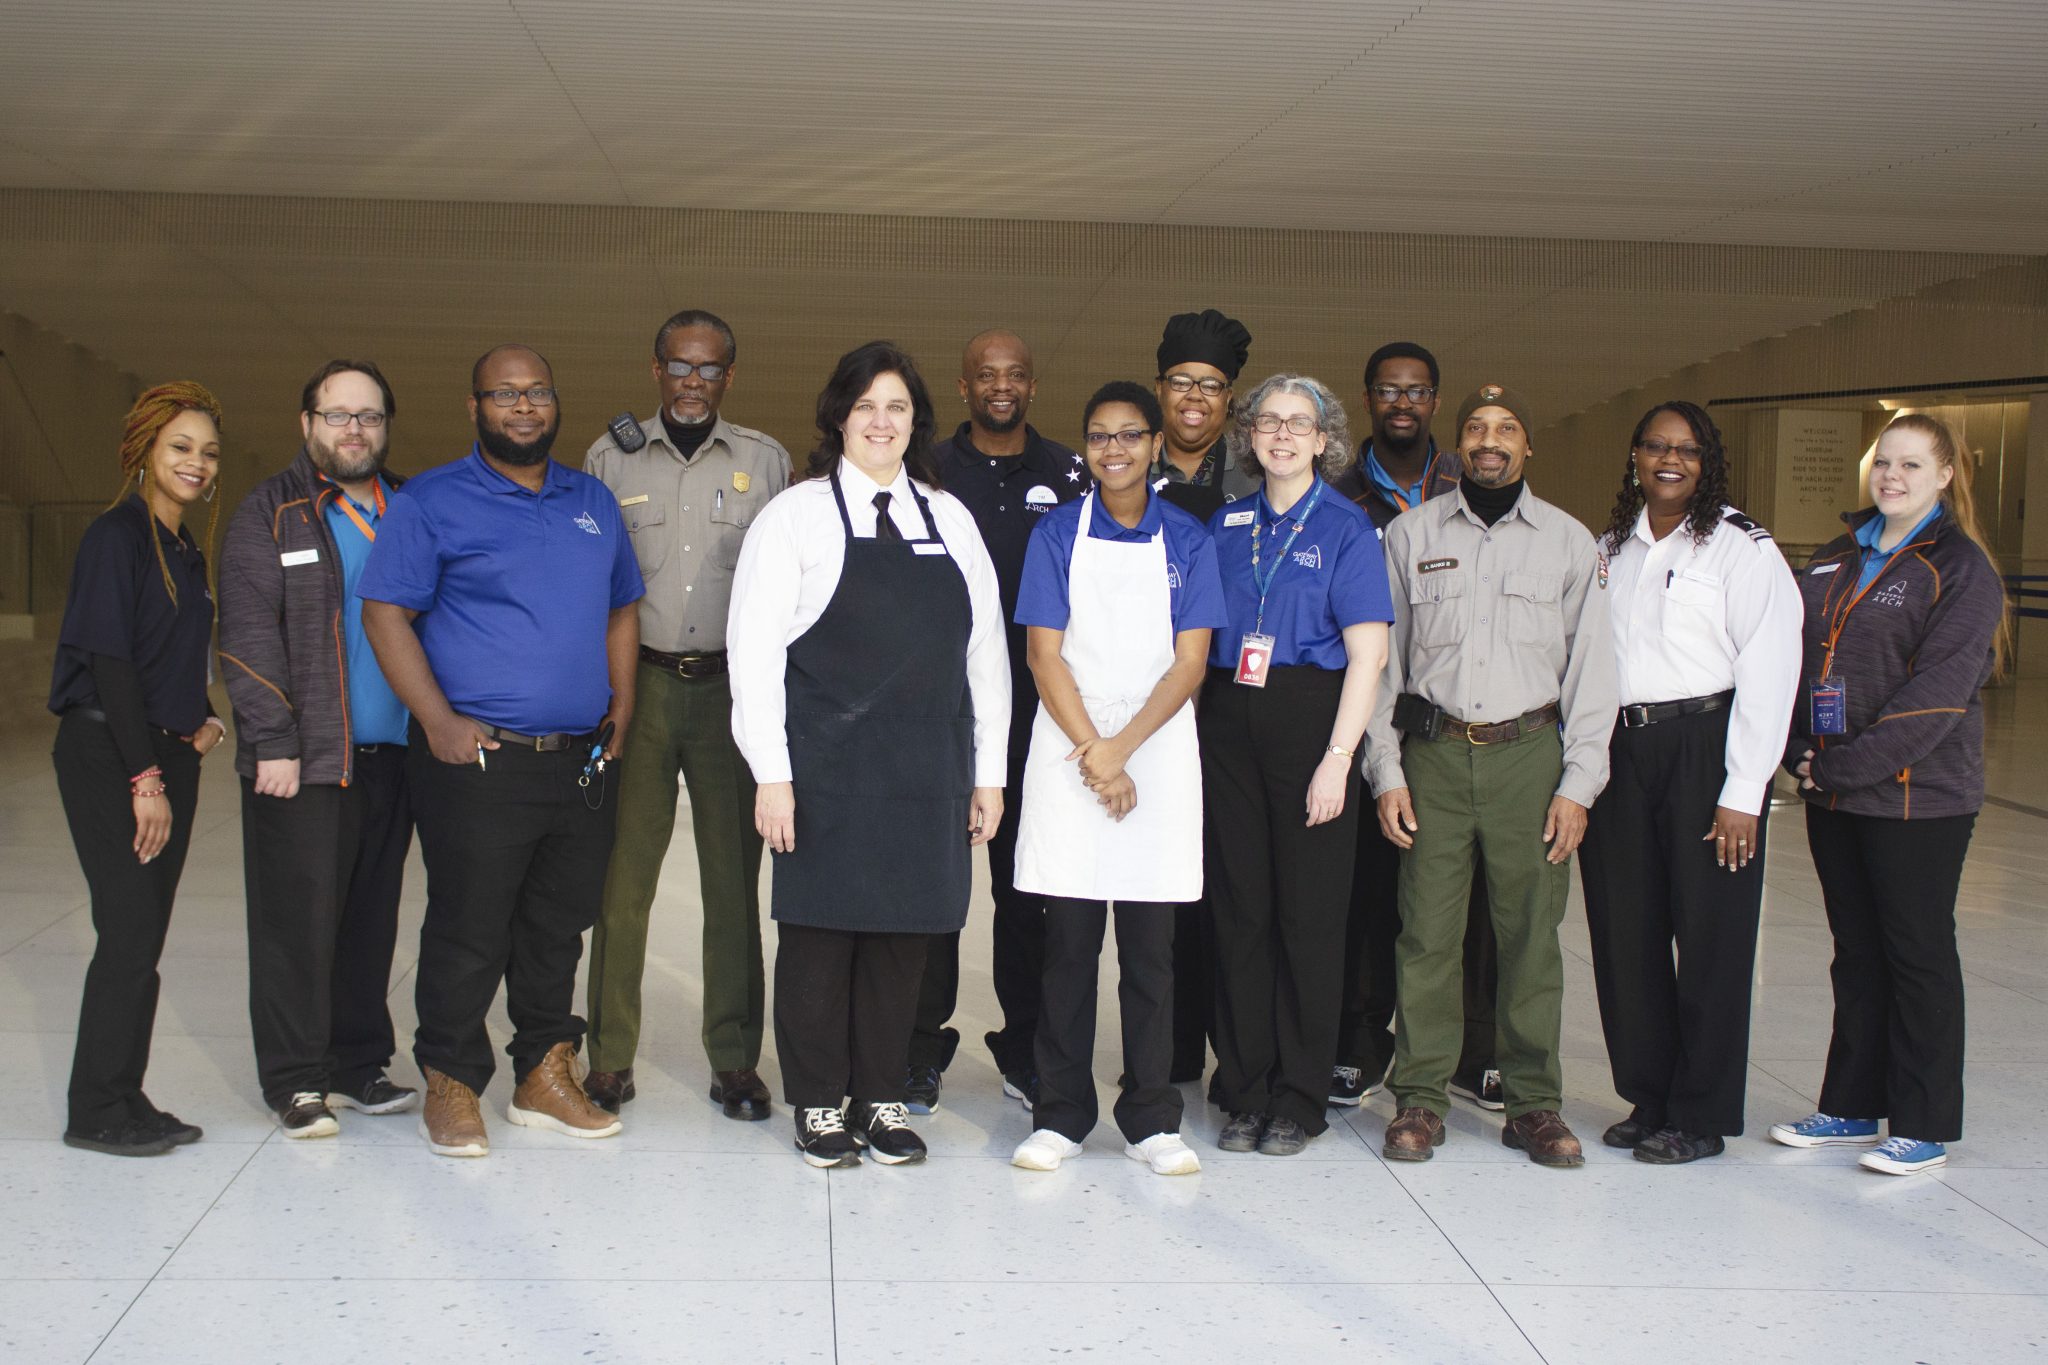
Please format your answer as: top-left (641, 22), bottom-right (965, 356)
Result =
top-left (574, 511), bottom-right (603, 536)
top-left (1873, 579), bottom-right (1909, 607)
top-left (1292, 544), bottom-right (1323, 570)
top-left (1167, 561), bottom-right (1183, 590)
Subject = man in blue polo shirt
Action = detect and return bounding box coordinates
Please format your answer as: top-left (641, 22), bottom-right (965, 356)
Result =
top-left (220, 359), bottom-right (419, 1142)
top-left (360, 344), bottom-right (644, 1158)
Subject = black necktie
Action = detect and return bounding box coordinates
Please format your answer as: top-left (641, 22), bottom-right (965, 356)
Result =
top-left (872, 491), bottom-right (903, 541)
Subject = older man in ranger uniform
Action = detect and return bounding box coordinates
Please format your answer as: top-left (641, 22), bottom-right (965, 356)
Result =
top-left (1366, 383), bottom-right (1616, 1168)
top-left (582, 309), bottom-right (792, 1120)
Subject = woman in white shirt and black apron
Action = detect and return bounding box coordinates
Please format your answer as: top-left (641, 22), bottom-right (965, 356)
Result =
top-left (727, 342), bottom-right (1009, 1169)
top-left (1007, 382), bottom-right (1229, 1176)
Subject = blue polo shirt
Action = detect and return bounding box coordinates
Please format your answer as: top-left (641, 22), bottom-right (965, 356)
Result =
top-left (1014, 488), bottom-right (1228, 634)
top-left (319, 476), bottom-right (410, 746)
top-left (1206, 478), bottom-right (1394, 671)
top-left (357, 448), bottom-right (644, 735)
top-left (1853, 506), bottom-right (1942, 593)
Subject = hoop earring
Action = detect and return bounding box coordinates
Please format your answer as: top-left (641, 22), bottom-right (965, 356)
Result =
top-left (203, 484), bottom-right (217, 503)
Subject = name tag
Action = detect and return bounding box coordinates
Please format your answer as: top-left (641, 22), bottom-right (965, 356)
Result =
top-left (913, 542), bottom-right (947, 556)
top-left (618, 494), bottom-right (649, 507)
top-left (1810, 562), bottom-right (1840, 575)
top-left (280, 549), bottom-right (320, 567)
top-left (1223, 509), bottom-right (1256, 527)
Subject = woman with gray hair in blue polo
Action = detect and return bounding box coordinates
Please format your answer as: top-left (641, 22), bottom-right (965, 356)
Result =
top-left (1198, 373), bottom-right (1394, 1156)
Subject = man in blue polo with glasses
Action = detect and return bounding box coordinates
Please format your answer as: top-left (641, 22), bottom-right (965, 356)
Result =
top-left (361, 343), bottom-right (644, 1158)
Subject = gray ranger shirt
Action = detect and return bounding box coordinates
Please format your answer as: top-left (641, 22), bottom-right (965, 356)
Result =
top-left (584, 414), bottom-right (792, 653)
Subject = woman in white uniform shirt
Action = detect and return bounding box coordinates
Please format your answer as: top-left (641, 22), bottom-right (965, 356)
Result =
top-left (727, 341), bottom-right (1009, 1168)
top-left (1008, 382), bottom-right (1228, 1176)
top-left (1579, 401), bottom-right (1800, 1164)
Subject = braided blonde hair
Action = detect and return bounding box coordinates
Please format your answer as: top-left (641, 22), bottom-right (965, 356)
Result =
top-left (112, 382), bottom-right (224, 606)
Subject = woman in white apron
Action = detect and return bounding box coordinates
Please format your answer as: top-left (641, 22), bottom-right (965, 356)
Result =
top-left (1009, 382), bottom-right (1228, 1175)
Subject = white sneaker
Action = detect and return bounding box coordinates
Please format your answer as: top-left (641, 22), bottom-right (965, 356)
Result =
top-left (1125, 1132), bottom-right (1202, 1175)
top-left (1011, 1128), bottom-right (1083, 1171)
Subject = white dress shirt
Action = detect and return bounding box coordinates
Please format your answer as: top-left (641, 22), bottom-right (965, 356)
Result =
top-left (727, 458), bottom-right (1011, 787)
top-left (1605, 504), bottom-right (1802, 814)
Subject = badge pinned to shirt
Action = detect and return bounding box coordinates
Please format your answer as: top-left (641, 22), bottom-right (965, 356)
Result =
top-left (618, 494), bottom-right (650, 508)
top-left (1223, 508), bottom-right (1257, 527)
top-left (280, 548), bottom-right (320, 567)
top-left (732, 472), bottom-right (751, 494)
top-left (1024, 485), bottom-right (1057, 511)
top-left (1810, 562), bottom-right (1841, 575)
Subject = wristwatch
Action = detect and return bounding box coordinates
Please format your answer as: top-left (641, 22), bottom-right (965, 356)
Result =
top-left (1327, 743), bottom-right (1354, 759)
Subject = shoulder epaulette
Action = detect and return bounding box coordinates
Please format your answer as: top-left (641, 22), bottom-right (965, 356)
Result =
top-left (1723, 508), bottom-right (1772, 543)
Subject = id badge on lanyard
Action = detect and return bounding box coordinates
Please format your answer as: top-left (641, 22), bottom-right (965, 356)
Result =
top-left (1239, 482), bottom-right (1322, 688)
top-left (1810, 676), bottom-right (1848, 736)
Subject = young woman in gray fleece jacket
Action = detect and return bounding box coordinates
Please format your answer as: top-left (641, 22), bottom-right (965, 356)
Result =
top-left (1770, 412), bottom-right (2010, 1176)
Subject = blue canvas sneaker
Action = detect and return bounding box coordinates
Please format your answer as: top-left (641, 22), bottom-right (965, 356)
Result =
top-left (1768, 1113), bottom-right (1881, 1148)
top-left (1859, 1136), bottom-right (1947, 1175)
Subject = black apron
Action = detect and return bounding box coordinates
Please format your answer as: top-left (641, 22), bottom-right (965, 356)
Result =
top-left (772, 471), bottom-right (976, 934)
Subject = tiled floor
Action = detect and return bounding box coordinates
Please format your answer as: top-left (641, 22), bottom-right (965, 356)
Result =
top-left (2, 636), bottom-right (2045, 1364)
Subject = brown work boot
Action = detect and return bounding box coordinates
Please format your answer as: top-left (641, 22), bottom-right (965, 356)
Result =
top-left (1382, 1106), bottom-right (1446, 1162)
top-left (1502, 1109), bottom-right (1585, 1167)
top-left (582, 1067), bottom-right (635, 1114)
top-left (508, 1042), bottom-right (622, 1140)
top-left (418, 1067), bottom-right (489, 1158)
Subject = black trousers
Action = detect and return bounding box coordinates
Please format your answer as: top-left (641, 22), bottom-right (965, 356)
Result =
top-left (1035, 897), bottom-right (1182, 1144)
top-left (243, 744), bottom-right (412, 1108)
top-left (1338, 817), bottom-right (1497, 1080)
top-left (1199, 667), bottom-right (1358, 1134)
top-left (1580, 709), bottom-right (1764, 1136)
top-left (1171, 896), bottom-right (1213, 1080)
top-left (909, 745), bottom-right (1044, 1075)
top-left (407, 725), bottom-right (617, 1094)
top-left (774, 922), bottom-right (928, 1110)
top-left (1806, 804), bottom-right (1975, 1142)
top-left (54, 715), bottom-right (201, 1131)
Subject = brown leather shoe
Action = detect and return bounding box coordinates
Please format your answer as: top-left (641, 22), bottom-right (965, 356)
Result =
top-left (1502, 1109), bottom-right (1585, 1167)
top-left (508, 1042), bottom-right (622, 1139)
top-left (418, 1067), bottom-right (489, 1158)
top-left (582, 1067), bottom-right (636, 1114)
top-left (1382, 1106), bottom-right (1446, 1161)
top-left (710, 1068), bottom-right (773, 1122)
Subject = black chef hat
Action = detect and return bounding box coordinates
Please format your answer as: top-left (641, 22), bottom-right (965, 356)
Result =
top-left (1156, 309), bottom-right (1252, 383)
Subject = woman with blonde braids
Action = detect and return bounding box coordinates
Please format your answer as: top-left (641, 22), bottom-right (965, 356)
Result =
top-left (48, 382), bottom-right (229, 1156)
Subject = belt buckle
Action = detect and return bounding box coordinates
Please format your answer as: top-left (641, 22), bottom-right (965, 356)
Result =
top-left (1622, 704), bottom-right (1650, 729)
top-left (1465, 719), bottom-right (1494, 746)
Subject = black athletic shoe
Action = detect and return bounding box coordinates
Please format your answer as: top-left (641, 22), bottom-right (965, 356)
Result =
top-left (327, 1073), bottom-right (418, 1116)
top-left (64, 1118), bottom-right (174, 1157)
top-left (905, 1064), bottom-right (942, 1115)
top-left (1602, 1116), bottom-right (1659, 1149)
top-left (277, 1091), bottom-right (339, 1139)
top-left (1449, 1068), bottom-right (1505, 1111)
top-left (144, 1109), bottom-right (203, 1146)
top-left (1634, 1128), bottom-right (1726, 1165)
top-left (794, 1107), bottom-right (862, 1168)
top-left (850, 1100), bottom-right (928, 1165)
top-left (1218, 1112), bottom-right (1264, 1153)
top-left (1000, 1070), bottom-right (1038, 1112)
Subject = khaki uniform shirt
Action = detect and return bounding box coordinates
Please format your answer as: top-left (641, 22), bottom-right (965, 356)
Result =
top-left (1365, 483), bottom-right (1617, 809)
top-left (584, 415), bottom-right (792, 653)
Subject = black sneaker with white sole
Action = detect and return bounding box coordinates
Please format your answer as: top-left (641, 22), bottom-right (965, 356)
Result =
top-left (850, 1100), bottom-right (928, 1165)
top-left (905, 1064), bottom-right (942, 1115)
top-left (277, 1091), bottom-right (340, 1139)
top-left (327, 1073), bottom-right (418, 1116)
top-left (1001, 1070), bottom-right (1038, 1112)
top-left (794, 1107), bottom-right (862, 1168)
top-left (1449, 1069), bottom-right (1505, 1111)
top-left (1328, 1061), bottom-right (1388, 1107)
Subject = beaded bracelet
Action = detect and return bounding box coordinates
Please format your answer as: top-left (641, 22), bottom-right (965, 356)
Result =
top-left (134, 784), bottom-right (167, 800)
top-left (129, 765), bottom-right (163, 788)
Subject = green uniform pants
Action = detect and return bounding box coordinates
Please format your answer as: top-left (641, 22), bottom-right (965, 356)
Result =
top-left (1390, 725), bottom-right (1568, 1119)
top-left (585, 664), bottom-right (765, 1074)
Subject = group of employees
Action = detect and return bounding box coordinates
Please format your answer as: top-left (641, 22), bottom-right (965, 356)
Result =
top-left (46, 307), bottom-right (2008, 1182)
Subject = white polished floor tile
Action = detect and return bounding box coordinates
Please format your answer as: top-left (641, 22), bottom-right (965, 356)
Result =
top-left (1942, 1168), bottom-right (2048, 1245)
top-left (837, 1282), bottom-right (1542, 1364)
top-left (0, 1140), bottom-right (261, 1278)
top-left (0, 1280), bottom-right (144, 1362)
top-left (1497, 1285), bottom-right (2048, 1365)
top-left (828, 1154), bottom-right (1477, 1285)
top-left (2, 1029), bottom-right (274, 1144)
top-left (90, 1278), bottom-right (836, 1365)
top-left (1398, 1162), bottom-right (2048, 1293)
top-left (158, 1144), bottom-right (830, 1283)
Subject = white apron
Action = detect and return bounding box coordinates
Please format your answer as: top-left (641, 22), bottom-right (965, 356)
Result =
top-left (1014, 491), bottom-right (1203, 902)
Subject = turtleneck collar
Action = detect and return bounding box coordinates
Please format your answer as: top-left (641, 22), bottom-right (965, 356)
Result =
top-left (1459, 475), bottom-right (1524, 526)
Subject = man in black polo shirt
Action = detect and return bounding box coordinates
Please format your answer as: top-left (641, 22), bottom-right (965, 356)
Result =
top-left (906, 328), bottom-right (1085, 1112)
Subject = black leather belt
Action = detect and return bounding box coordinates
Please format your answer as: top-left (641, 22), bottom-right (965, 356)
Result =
top-left (1619, 690), bottom-right (1735, 730)
top-left (640, 646), bottom-right (728, 679)
top-left (476, 724), bottom-right (597, 753)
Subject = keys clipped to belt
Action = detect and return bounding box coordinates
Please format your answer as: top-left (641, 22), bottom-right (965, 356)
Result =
top-left (579, 721), bottom-right (616, 810)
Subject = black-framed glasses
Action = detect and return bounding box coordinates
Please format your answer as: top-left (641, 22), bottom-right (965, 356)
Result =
top-left (1162, 374), bottom-right (1229, 398)
top-left (311, 410), bottom-right (387, 428)
top-left (662, 360), bottom-right (728, 382)
top-left (475, 386), bottom-right (557, 407)
top-left (1252, 412), bottom-right (1319, 436)
top-left (1083, 429), bottom-right (1156, 449)
top-left (1634, 438), bottom-right (1705, 460)
top-left (1369, 383), bottom-right (1437, 404)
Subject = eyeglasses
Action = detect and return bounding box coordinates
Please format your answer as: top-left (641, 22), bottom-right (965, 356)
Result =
top-left (1368, 383), bottom-right (1437, 404)
top-left (475, 386), bottom-right (558, 407)
top-left (1162, 374), bottom-right (1229, 398)
top-left (311, 410), bottom-right (387, 428)
top-left (1084, 429), bottom-right (1156, 449)
top-left (662, 360), bottom-right (728, 382)
top-left (1634, 438), bottom-right (1705, 460)
top-left (1252, 413), bottom-right (1320, 436)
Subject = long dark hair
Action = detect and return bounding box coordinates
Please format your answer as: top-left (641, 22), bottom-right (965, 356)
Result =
top-left (804, 340), bottom-right (941, 487)
top-left (1601, 400), bottom-right (1730, 554)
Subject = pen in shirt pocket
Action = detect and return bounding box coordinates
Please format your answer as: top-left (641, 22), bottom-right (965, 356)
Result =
top-left (715, 489), bottom-right (724, 514)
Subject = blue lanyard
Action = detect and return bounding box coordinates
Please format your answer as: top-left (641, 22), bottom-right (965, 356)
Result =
top-left (1250, 479), bottom-right (1323, 632)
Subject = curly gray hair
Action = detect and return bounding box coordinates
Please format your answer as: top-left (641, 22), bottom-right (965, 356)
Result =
top-left (1225, 373), bottom-right (1356, 482)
